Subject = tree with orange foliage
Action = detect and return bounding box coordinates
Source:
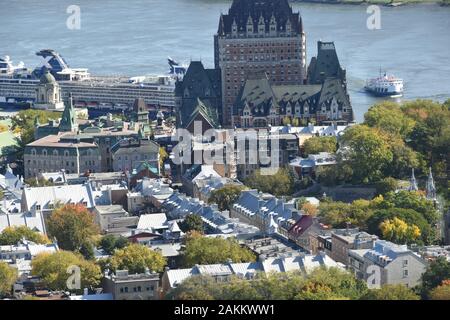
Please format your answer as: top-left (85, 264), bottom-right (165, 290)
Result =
top-left (47, 204), bottom-right (99, 251)
top-left (430, 280), bottom-right (450, 300)
top-left (301, 202), bottom-right (318, 216)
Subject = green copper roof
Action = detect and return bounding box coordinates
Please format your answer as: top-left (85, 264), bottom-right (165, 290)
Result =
top-left (186, 98), bottom-right (220, 129)
top-left (59, 94), bottom-right (76, 132)
top-left (40, 70), bottom-right (57, 85)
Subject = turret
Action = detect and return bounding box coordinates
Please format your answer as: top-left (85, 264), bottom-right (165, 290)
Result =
top-left (232, 19), bottom-right (238, 35)
top-left (59, 93), bottom-right (77, 132)
top-left (408, 168), bottom-right (418, 192)
top-left (426, 167), bottom-right (437, 200)
top-left (269, 14), bottom-right (277, 35)
top-left (258, 14), bottom-right (265, 33)
top-left (286, 18), bottom-right (292, 34)
top-left (246, 15), bottom-right (254, 33)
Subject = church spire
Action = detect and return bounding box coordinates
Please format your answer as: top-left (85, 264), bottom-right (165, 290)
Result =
top-left (426, 167), bottom-right (436, 200)
top-left (408, 168), bottom-right (418, 191)
top-left (59, 93), bottom-right (77, 132)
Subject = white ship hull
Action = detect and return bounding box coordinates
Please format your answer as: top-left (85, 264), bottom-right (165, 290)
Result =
top-left (365, 73), bottom-right (404, 97)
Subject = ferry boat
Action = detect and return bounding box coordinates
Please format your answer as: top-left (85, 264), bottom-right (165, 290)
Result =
top-left (0, 50), bottom-right (179, 109)
top-left (365, 71), bottom-right (404, 97)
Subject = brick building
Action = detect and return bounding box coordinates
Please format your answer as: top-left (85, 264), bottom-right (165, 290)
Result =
top-left (214, 0), bottom-right (307, 127)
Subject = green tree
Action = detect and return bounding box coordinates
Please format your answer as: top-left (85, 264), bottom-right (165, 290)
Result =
top-left (318, 199), bottom-right (373, 229)
top-left (208, 184), bottom-right (245, 211)
top-left (420, 257), bottom-right (450, 299)
top-left (295, 267), bottom-right (367, 300)
top-left (183, 235), bottom-right (256, 267)
top-left (166, 275), bottom-right (222, 300)
top-left (404, 100), bottom-right (450, 178)
top-left (375, 177), bottom-right (399, 196)
top-left (167, 267), bottom-right (368, 300)
top-left (244, 167), bottom-right (294, 196)
top-left (179, 214), bottom-right (204, 233)
top-left (79, 241), bottom-right (95, 260)
top-left (31, 251), bottom-right (102, 292)
top-left (367, 208), bottom-right (432, 245)
top-left (429, 281), bottom-right (450, 300)
top-left (10, 109), bottom-right (61, 153)
top-left (24, 177), bottom-right (55, 187)
top-left (364, 101), bottom-right (415, 138)
top-left (340, 125), bottom-right (393, 183)
top-left (47, 204), bottom-right (99, 252)
top-left (383, 190), bottom-right (439, 225)
top-left (100, 234), bottom-right (129, 255)
top-left (109, 243), bottom-right (167, 274)
top-left (302, 136), bottom-right (337, 156)
top-left (0, 261), bottom-right (18, 297)
top-left (379, 217), bottom-right (421, 244)
top-left (0, 226), bottom-right (50, 245)
top-left (316, 162), bottom-right (353, 186)
top-left (361, 284), bottom-right (420, 300)
top-left (386, 135), bottom-right (421, 178)
top-left (282, 116), bottom-right (291, 126)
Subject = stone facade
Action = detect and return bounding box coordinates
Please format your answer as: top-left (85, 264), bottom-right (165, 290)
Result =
top-left (111, 137), bottom-right (160, 174)
top-left (330, 229), bottom-right (378, 266)
top-left (232, 44), bottom-right (353, 128)
top-left (24, 134), bottom-right (101, 178)
top-left (102, 270), bottom-right (160, 300)
top-left (27, 99), bottom-right (143, 177)
top-left (348, 240), bottom-right (427, 288)
top-left (34, 70), bottom-right (64, 110)
top-left (215, 0), bottom-right (306, 127)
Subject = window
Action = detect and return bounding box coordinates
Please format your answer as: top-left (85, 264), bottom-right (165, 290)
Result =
top-left (403, 259), bottom-right (408, 267)
top-left (36, 205), bottom-right (41, 211)
top-left (124, 287), bottom-right (128, 293)
top-left (403, 270), bottom-right (408, 277)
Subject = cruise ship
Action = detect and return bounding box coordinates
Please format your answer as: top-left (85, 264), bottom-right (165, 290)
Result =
top-left (0, 50), bottom-right (185, 110)
top-left (365, 71), bottom-right (404, 97)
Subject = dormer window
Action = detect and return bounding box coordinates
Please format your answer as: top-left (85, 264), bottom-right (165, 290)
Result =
top-left (232, 20), bottom-right (238, 34)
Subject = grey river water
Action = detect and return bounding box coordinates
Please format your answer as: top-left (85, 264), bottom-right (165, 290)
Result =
top-left (1, 0), bottom-right (449, 121)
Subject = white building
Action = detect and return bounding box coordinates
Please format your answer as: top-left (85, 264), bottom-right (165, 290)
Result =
top-left (162, 252), bottom-right (340, 295)
top-left (94, 205), bottom-right (129, 232)
top-left (348, 240), bottom-right (427, 288)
